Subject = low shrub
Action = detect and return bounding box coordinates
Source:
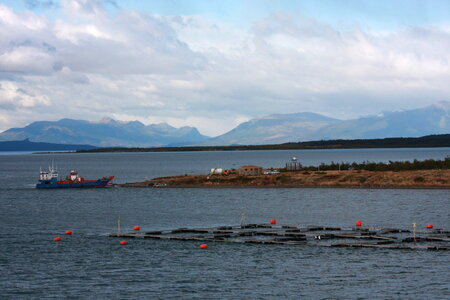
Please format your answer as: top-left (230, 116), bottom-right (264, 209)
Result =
top-left (414, 176), bottom-right (425, 183)
top-left (276, 175), bottom-right (292, 183)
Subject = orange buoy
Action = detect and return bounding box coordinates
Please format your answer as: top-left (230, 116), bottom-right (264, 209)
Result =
top-left (426, 224), bottom-right (433, 229)
top-left (133, 226), bottom-right (140, 231)
top-left (65, 230), bottom-right (72, 235)
top-left (199, 244), bottom-right (208, 249)
top-left (120, 240), bottom-right (128, 245)
top-left (270, 218), bottom-right (277, 225)
top-left (53, 237), bottom-right (62, 242)
top-left (355, 220), bottom-right (362, 227)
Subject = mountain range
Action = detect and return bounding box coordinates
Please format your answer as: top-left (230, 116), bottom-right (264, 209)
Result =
top-left (0, 102), bottom-right (449, 147)
top-left (0, 117), bottom-right (208, 147)
top-left (206, 101), bottom-right (450, 145)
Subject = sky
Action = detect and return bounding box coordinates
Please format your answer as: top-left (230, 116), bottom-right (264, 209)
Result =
top-left (1, 0), bottom-right (450, 136)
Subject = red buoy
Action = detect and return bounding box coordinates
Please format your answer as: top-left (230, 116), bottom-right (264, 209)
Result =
top-left (426, 224), bottom-right (433, 229)
top-left (270, 218), bottom-right (277, 225)
top-left (120, 240), bottom-right (128, 245)
top-left (355, 220), bottom-right (362, 227)
top-left (53, 237), bottom-right (62, 242)
top-left (199, 244), bottom-right (208, 249)
top-left (65, 230), bottom-right (72, 235)
top-left (133, 226), bottom-right (140, 231)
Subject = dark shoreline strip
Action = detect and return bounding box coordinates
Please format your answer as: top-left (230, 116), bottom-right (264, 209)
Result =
top-left (117, 184), bottom-right (450, 189)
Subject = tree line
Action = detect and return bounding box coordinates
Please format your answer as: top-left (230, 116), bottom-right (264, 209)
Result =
top-left (300, 157), bottom-right (450, 172)
top-left (77, 134), bottom-right (450, 153)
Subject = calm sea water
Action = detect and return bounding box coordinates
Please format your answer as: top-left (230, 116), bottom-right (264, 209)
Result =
top-left (1, 149), bottom-right (449, 299)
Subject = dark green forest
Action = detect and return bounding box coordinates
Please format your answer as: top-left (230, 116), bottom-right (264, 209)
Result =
top-left (299, 157), bottom-right (450, 172)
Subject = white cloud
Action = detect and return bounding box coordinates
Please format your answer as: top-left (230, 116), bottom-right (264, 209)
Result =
top-left (0, 44), bottom-right (58, 74)
top-left (0, 81), bottom-right (50, 109)
top-left (0, 80), bottom-right (52, 131)
top-left (57, 66), bottom-right (89, 84)
top-left (0, 2), bottom-right (450, 136)
top-left (0, 4), bottom-right (48, 30)
top-left (61, 0), bottom-right (106, 18)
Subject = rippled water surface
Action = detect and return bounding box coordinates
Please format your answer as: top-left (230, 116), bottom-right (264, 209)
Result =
top-left (1, 149), bottom-right (449, 299)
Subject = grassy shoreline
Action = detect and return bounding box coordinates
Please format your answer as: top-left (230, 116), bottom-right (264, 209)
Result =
top-left (121, 169), bottom-right (450, 189)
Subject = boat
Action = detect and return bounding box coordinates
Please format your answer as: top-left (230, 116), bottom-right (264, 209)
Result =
top-left (36, 166), bottom-right (114, 189)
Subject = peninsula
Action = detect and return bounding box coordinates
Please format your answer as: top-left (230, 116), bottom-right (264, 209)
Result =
top-left (122, 154), bottom-right (450, 190)
top-left (121, 169), bottom-right (450, 188)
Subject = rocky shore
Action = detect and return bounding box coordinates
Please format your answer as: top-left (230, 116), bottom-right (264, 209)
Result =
top-left (121, 169), bottom-right (450, 188)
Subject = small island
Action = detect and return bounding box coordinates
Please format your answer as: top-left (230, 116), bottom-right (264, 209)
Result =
top-left (121, 158), bottom-right (450, 188)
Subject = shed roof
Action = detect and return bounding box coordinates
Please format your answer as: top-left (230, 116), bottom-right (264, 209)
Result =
top-left (239, 165), bottom-right (263, 169)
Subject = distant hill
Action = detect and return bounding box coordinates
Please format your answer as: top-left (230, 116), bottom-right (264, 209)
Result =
top-left (0, 139), bottom-right (97, 151)
top-left (201, 102), bottom-right (450, 145)
top-left (314, 102), bottom-right (450, 140)
top-left (1, 102), bottom-right (449, 147)
top-left (0, 118), bottom-right (209, 147)
top-left (203, 112), bottom-right (340, 146)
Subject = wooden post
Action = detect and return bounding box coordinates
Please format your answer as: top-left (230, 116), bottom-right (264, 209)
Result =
top-left (118, 216), bottom-right (121, 234)
top-left (240, 210), bottom-right (247, 227)
top-left (413, 222), bottom-right (416, 245)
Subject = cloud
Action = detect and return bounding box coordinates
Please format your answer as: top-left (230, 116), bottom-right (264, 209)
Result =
top-left (0, 2), bottom-right (450, 136)
top-left (0, 2), bottom-right (204, 76)
top-left (61, 0), bottom-right (105, 17)
top-left (25, 0), bottom-right (57, 10)
top-left (203, 13), bottom-right (450, 113)
top-left (0, 81), bottom-right (50, 109)
top-left (0, 42), bottom-right (60, 74)
top-left (57, 66), bottom-right (89, 84)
